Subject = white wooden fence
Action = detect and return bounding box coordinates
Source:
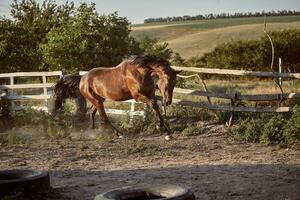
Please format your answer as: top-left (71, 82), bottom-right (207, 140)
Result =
top-left (0, 71), bottom-right (62, 111)
top-left (1, 65), bottom-right (300, 120)
top-left (0, 71), bottom-right (145, 118)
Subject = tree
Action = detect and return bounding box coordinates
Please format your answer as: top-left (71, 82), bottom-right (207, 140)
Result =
top-left (0, 0), bottom-right (74, 73)
top-left (197, 29), bottom-right (300, 72)
top-left (171, 52), bottom-right (185, 66)
top-left (40, 4), bottom-right (134, 73)
top-left (138, 36), bottom-right (173, 60)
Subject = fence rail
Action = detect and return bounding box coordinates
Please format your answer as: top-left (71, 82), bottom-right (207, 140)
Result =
top-left (172, 66), bottom-right (300, 79)
top-left (1, 64), bottom-right (300, 119)
top-left (174, 88), bottom-right (300, 101)
top-left (0, 71), bottom-right (63, 111)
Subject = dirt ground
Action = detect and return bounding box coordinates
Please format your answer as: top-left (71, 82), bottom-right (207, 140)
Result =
top-left (0, 125), bottom-right (300, 200)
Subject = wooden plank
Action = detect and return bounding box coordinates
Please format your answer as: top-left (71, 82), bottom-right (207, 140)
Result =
top-left (0, 71), bottom-right (62, 78)
top-left (79, 71), bottom-right (87, 75)
top-left (6, 94), bottom-right (51, 100)
top-left (105, 108), bottom-right (145, 116)
top-left (172, 66), bottom-right (300, 79)
top-left (0, 83), bottom-right (55, 89)
top-left (173, 88), bottom-right (300, 101)
top-left (173, 99), bottom-right (293, 113)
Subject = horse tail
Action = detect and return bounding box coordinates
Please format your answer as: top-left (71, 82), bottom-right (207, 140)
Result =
top-left (53, 75), bottom-right (82, 100)
top-left (49, 75), bottom-right (84, 115)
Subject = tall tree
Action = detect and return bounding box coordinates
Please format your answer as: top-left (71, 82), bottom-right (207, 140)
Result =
top-left (138, 36), bottom-right (173, 60)
top-left (0, 0), bottom-right (74, 72)
top-left (40, 4), bottom-right (133, 73)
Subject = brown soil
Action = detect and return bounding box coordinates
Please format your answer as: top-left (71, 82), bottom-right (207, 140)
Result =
top-left (0, 125), bottom-right (299, 200)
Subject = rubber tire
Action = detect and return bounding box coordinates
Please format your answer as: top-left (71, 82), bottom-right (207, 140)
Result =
top-left (0, 169), bottom-right (50, 197)
top-left (94, 185), bottom-right (195, 200)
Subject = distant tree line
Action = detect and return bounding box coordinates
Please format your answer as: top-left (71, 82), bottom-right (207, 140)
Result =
top-left (144, 10), bottom-right (300, 23)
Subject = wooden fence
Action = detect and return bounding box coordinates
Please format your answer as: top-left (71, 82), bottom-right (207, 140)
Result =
top-left (0, 71), bottom-right (62, 111)
top-left (172, 65), bottom-right (300, 114)
top-left (0, 71), bottom-right (145, 119)
top-left (1, 65), bottom-right (300, 120)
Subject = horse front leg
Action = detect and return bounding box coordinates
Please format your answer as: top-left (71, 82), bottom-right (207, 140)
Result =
top-left (152, 101), bottom-right (172, 139)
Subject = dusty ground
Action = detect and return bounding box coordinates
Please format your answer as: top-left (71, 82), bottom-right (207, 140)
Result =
top-left (0, 125), bottom-right (300, 200)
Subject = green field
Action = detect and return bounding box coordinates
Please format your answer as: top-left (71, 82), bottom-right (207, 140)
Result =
top-left (131, 15), bottom-right (300, 58)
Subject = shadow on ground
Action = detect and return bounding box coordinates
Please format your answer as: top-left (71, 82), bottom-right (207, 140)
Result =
top-left (49, 164), bottom-right (300, 200)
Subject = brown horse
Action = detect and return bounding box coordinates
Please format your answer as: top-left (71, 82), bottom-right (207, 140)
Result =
top-left (53, 55), bottom-right (179, 138)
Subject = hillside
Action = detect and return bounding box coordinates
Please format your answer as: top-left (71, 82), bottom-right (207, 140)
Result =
top-left (131, 15), bottom-right (300, 58)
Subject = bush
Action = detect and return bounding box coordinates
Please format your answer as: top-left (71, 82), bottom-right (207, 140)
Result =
top-left (260, 114), bottom-right (285, 144)
top-left (231, 107), bottom-right (300, 146)
top-left (0, 98), bottom-right (10, 117)
top-left (231, 118), bottom-right (262, 143)
top-left (283, 106), bottom-right (300, 144)
top-left (182, 123), bottom-right (205, 136)
top-left (199, 29), bottom-right (300, 72)
top-left (11, 108), bottom-right (76, 139)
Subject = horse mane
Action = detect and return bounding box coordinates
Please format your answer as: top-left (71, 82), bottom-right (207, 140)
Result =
top-left (125, 55), bottom-right (171, 69)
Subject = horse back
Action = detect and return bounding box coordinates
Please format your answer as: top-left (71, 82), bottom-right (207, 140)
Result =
top-left (81, 65), bottom-right (132, 101)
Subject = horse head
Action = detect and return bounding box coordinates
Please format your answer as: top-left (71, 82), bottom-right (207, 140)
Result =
top-left (153, 61), bottom-right (181, 106)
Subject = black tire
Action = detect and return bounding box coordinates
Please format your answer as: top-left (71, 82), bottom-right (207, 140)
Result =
top-left (0, 169), bottom-right (50, 198)
top-left (94, 185), bottom-right (195, 200)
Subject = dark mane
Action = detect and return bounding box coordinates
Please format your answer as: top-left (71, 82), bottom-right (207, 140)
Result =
top-left (127, 55), bottom-right (170, 69)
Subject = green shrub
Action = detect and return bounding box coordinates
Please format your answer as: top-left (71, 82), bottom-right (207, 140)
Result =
top-left (0, 128), bottom-right (29, 146)
top-left (231, 108), bottom-right (300, 146)
top-left (231, 118), bottom-right (262, 143)
top-left (283, 106), bottom-right (300, 144)
top-left (11, 108), bottom-right (75, 139)
top-left (260, 114), bottom-right (285, 145)
top-left (182, 125), bottom-right (205, 136)
top-left (0, 98), bottom-right (10, 117)
top-left (199, 29), bottom-right (300, 72)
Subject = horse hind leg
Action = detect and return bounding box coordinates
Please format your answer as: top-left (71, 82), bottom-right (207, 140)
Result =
top-left (97, 101), bottom-right (123, 138)
top-left (89, 107), bottom-right (97, 129)
top-left (88, 88), bottom-right (123, 138)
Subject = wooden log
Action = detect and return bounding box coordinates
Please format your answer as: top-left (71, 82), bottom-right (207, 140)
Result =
top-left (173, 88), bottom-right (300, 101)
top-left (172, 66), bottom-right (300, 79)
top-left (173, 99), bottom-right (293, 113)
top-left (0, 83), bottom-right (55, 90)
top-left (0, 71), bottom-right (62, 78)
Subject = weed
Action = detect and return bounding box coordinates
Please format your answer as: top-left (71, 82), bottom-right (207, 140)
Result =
top-left (230, 118), bottom-right (262, 143)
top-left (182, 123), bottom-right (205, 136)
top-left (0, 128), bottom-right (29, 146)
top-left (231, 108), bottom-right (300, 146)
top-left (283, 106), bottom-right (300, 144)
top-left (260, 114), bottom-right (285, 145)
top-left (95, 135), bottom-right (113, 146)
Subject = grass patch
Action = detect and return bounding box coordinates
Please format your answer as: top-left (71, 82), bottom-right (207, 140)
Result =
top-left (230, 106), bottom-right (300, 146)
top-left (132, 16), bottom-right (300, 58)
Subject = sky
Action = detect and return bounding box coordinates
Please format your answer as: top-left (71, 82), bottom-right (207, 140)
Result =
top-left (1, 0), bottom-right (300, 24)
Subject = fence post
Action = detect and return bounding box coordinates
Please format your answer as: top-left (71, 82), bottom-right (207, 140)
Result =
top-left (42, 75), bottom-right (48, 109)
top-left (129, 102), bottom-right (135, 124)
top-left (9, 76), bottom-right (15, 110)
top-left (279, 58), bottom-right (283, 87)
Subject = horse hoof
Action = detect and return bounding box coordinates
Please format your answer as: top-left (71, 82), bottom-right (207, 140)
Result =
top-left (165, 135), bottom-right (172, 141)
